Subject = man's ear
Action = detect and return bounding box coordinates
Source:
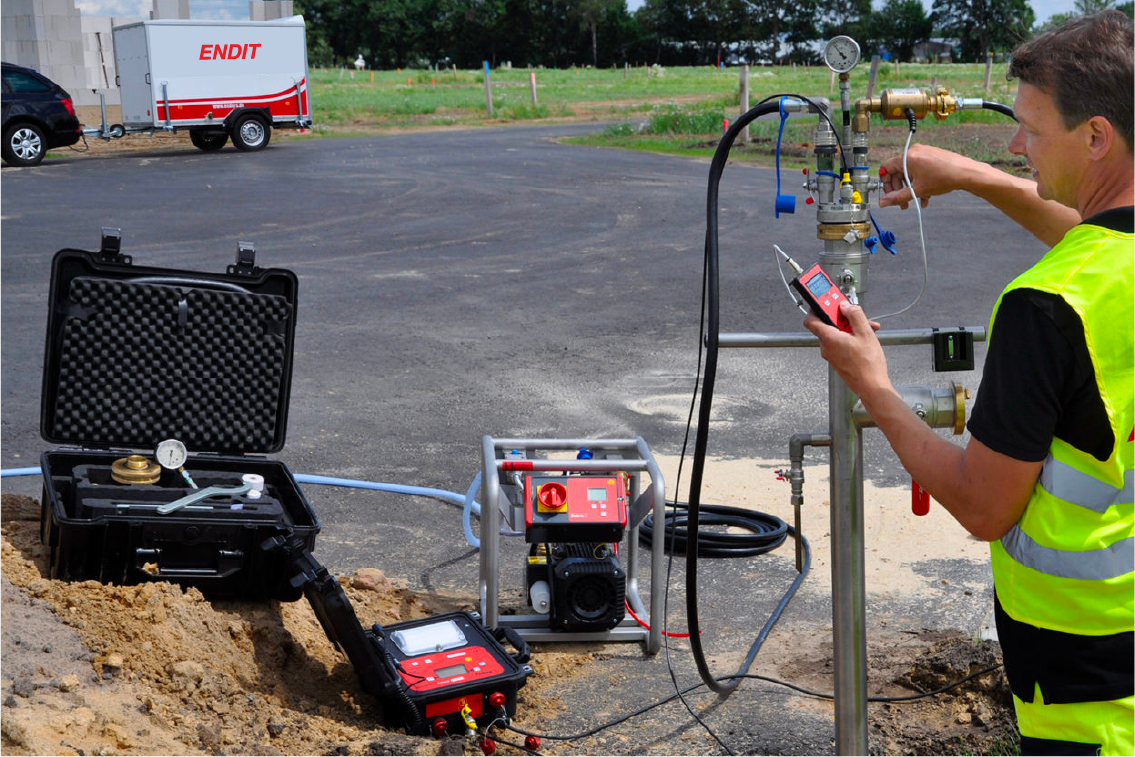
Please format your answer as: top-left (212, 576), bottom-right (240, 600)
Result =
top-left (1085, 115), bottom-right (1116, 161)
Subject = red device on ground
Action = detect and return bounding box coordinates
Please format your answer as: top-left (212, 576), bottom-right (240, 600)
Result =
top-left (792, 263), bottom-right (853, 333)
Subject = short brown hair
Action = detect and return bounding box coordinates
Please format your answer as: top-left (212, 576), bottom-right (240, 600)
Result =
top-left (1008, 10), bottom-right (1134, 151)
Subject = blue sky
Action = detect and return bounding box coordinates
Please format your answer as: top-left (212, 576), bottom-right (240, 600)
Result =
top-left (76, 0), bottom-right (1078, 24)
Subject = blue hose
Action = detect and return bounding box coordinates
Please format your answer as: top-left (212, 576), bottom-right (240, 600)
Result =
top-left (1, 466), bottom-right (43, 478)
top-left (1, 465), bottom-right (494, 548)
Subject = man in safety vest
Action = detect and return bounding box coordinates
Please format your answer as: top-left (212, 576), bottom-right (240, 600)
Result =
top-left (805, 11), bottom-right (1133, 755)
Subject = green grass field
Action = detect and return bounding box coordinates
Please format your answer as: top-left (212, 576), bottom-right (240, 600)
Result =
top-left (306, 62), bottom-right (1024, 169)
top-left (310, 61), bottom-right (1018, 128)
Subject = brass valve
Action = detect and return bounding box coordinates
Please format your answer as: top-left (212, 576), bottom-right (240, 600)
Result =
top-left (852, 88), bottom-right (964, 133)
top-left (111, 455), bottom-right (161, 485)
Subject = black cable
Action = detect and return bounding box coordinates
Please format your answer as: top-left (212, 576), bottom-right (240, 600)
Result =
top-left (981, 100), bottom-right (1017, 121)
top-left (640, 502), bottom-right (788, 557)
top-left (687, 96), bottom-right (830, 701)
top-left (503, 663), bottom-right (1004, 742)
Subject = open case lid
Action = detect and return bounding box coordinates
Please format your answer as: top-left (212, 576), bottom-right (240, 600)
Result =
top-left (40, 229), bottom-right (299, 455)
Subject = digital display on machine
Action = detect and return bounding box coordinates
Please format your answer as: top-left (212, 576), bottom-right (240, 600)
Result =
top-left (806, 272), bottom-right (831, 298)
top-left (587, 487), bottom-right (607, 501)
top-left (435, 663), bottom-right (468, 678)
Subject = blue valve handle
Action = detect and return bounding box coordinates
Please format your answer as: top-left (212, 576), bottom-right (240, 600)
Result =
top-left (869, 210), bottom-right (898, 254)
top-left (774, 97), bottom-right (795, 218)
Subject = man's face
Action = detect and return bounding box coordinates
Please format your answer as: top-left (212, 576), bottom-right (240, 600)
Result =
top-left (1008, 82), bottom-right (1089, 208)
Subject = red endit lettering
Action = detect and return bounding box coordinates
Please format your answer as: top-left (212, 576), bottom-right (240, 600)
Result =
top-left (213, 44), bottom-right (227, 59)
top-left (199, 44), bottom-right (212, 60)
top-left (247, 43), bottom-right (261, 59)
top-left (227, 43), bottom-right (244, 59)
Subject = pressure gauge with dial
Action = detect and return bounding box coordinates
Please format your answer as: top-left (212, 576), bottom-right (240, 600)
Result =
top-left (155, 439), bottom-right (188, 470)
top-left (824, 36), bottom-right (861, 73)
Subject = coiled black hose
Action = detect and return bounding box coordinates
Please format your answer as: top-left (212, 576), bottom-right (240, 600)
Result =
top-left (640, 503), bottom-right (788, 558)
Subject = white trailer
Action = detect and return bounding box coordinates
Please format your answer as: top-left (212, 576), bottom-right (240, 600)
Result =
top-left (89, 16), bottom-right (313, 152)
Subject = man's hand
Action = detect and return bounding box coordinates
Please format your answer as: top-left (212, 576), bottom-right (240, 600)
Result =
top-left (878, 144), bottom-right (979, 210)
top-left (803, 300), bottom-right (888, 401)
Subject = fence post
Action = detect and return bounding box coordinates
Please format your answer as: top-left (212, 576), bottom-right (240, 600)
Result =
top-left (930, 76), bottom-right (937, 92)
top-left (866, 55), bottom-right (881, 99)
top-left (484, 60), bottom-right (493, 116)
top-left (983, 52), bottom-right (993, 94)
top-left (453, 63), bottom-right (458, 81)
top-left (529, 71), bottom-right (538, 106)
top-left (624, 62), bottom-right (628, 79)
top-left (738, 63), bottom-right (750, 146)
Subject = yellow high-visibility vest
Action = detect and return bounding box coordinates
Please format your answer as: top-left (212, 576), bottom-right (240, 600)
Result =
top-left (989, 220), bottom-right (1134, 635)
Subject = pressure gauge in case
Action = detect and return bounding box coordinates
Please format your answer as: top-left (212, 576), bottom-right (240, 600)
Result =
top-left (824, 36), bottom-right (861, 73)
top-left (155, 438), bottom-right (188, 470)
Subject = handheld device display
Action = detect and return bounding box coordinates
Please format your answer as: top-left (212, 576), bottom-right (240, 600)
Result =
top-left (791, 263), bottom-right (853, 333)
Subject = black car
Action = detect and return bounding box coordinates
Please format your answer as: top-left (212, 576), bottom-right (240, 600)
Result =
top-left (2, 62), bottom-right (82, 167)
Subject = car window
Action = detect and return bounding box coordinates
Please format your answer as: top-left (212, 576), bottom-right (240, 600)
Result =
top-left (3, 70), bottom-right (52, 94)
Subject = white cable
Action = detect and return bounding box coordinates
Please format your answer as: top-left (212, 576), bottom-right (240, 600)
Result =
top-left (773, 245), bottom-right (808, 314)
top-left (870, 127), bottom-right (930, 322)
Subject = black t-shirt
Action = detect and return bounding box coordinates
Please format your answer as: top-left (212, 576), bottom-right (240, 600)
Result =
top-left (967, 207), bottom-right (1134, 462)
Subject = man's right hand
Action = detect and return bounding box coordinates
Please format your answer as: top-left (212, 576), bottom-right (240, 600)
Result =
top-left (878, 144), bottom-right (978, 210)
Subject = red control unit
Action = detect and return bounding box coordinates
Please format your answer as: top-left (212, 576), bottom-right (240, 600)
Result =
top-left (791, 263), bottom-right (853, 333)
top-left (523, 474), bottom-right (627, 543)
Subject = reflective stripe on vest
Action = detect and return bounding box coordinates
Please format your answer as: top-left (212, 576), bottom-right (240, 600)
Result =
top-left (1041, 456), bottom-right (1135, 514)
top-left (1001, 525), bottom-right (1135, 581)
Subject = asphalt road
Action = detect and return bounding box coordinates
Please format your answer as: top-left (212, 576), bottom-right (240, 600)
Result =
top-left (0, 125), bottom-right (1049, 753)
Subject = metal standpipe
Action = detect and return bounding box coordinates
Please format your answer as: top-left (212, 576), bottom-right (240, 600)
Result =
top-left (718, 325), bottom-right (984, 754)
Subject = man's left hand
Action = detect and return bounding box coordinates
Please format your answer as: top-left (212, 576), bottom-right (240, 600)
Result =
top-left (803, 300), bottom-right (888, 400)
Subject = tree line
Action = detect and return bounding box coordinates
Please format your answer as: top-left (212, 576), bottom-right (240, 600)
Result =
top-left (296, 0), bottom-right (1134, 71)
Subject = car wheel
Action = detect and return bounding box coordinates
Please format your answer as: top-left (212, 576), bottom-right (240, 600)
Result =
top-left (189, 128), bottom-right (228, 152)
top-left (230, 114), bottom-right (270, 152)
top-left (3, 122), bottom-right (47, 167)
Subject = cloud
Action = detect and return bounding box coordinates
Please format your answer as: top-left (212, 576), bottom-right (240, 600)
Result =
top-left (76, 0), bottom-right (250, 19)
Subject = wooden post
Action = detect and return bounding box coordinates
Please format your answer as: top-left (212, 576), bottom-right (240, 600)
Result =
top-left (984, 52), bottom-right (994, 93)
top-left (866, 55), bottom-right (881, 98)
top-left (370, 71), bottom-right (374, 82)
top-left (738, 64), bottom-right (750, 146)
top-left (930, 76), bottom-right (937, 92)
top-left (624, 62), bottom-right (628, 79)
top-left (484, 60), bottom-right (493, 116)
top-left (453, 63), bottom-right (458, 81)
top-left (529, 71), bottom-right (538, 106)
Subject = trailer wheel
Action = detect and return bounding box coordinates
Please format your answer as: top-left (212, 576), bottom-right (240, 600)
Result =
top-left (107, 124), bottom-right (126, 139)
top-left (189, 128), bottom-right (228, 152)
top-left (3, 122), bottom-right (47, 167)
top-left (230, 114), bottom-right (270, 152)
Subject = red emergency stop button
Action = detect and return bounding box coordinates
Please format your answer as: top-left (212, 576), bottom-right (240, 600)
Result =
top-left (538, 482), bottom-right (567, 509)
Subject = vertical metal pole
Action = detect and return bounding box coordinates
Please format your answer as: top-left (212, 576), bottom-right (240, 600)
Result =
top-left (483, 61), bottom-right (493, 116)
top-left (738, 64), bottom-right (750, 146)
top-left (480, 436), bottom-right (500, 626)
top-left (829, 369), bottom-right (868, 754)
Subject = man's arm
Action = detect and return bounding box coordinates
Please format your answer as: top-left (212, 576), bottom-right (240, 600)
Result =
top-left (804, 301), bottom-right (1042, 540)
top-left (877, 144), bottom-right (1081, 248)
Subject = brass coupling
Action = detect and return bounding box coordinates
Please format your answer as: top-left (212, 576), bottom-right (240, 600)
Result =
top-left (816, 222), bottom-right (872, 241)
top-left (111, 455), bottom-right (161, 485)
top-left (853, 88), bottom-right (962, 132)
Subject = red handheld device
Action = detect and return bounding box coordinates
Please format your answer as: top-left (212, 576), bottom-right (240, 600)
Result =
top-left (792, 264), bottom-right (853, 334)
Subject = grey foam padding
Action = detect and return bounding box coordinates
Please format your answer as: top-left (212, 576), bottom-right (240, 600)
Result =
top-left (51, 277), bottom-right (291, 451)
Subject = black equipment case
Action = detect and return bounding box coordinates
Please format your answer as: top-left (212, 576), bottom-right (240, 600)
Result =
top-left (38, 229), bottom-right (319, 600)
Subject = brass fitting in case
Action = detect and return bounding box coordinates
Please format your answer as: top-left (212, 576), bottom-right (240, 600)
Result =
top-left (111, 455), bottom-right (161, 485)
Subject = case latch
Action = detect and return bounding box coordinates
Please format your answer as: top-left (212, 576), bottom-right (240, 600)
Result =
top-left (98, 227), bottom-right (131, 264)
top-left (228, 241), bottom-right (260, 276)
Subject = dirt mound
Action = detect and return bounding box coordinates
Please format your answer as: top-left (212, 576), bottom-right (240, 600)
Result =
top-left (3, 491), bottom-right (1016, 755)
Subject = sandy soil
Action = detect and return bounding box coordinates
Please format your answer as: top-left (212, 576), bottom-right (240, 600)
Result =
top-left (1, 448), bottom-right (1016, 756)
